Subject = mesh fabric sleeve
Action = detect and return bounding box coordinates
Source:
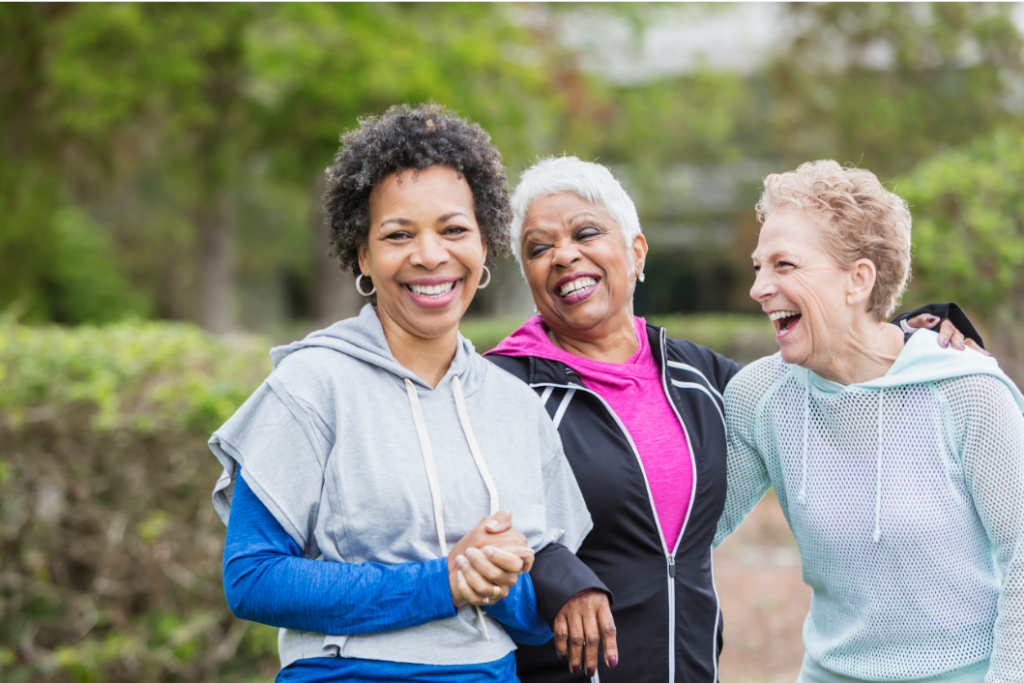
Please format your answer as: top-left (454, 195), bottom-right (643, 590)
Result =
top-left (943, 374), bottom-right (1024, 683)
top-left (714, 357), bottom-right (776, 549)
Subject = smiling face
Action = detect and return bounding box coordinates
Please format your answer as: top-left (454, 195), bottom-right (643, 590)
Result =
top-left (750, 209), bottom-right (861, 368)
top-left (358, 165), bottom-right (486, 342)
top-left (520, 193), bottom-right (647, 340)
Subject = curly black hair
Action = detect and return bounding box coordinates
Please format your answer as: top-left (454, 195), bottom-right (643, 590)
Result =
top-left (324, 103), bottom-right (511, 279)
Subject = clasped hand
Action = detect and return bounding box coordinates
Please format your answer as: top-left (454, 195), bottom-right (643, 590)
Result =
top-left (448, 510), bottom-right (535, 608)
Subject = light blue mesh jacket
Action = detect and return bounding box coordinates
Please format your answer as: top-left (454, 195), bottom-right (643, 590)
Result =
top-left (714, 330), bottom-right (1024, 683)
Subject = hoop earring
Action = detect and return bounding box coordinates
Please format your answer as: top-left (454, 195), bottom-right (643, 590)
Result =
top-left (478, 266), bottom-right (491, 289)
top-left (355, 274), bottom-right (375, 296)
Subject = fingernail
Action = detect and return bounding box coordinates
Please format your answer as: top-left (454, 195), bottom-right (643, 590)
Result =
top-left (557, 652), bottom-right (566, 661)
top-left (609, 656), bottom-right (618, 668)
top-left (587, 667), bottom-right (596, 677)
top-left (466, 547), bottom-right (474, 558)
top-left (927, 315), bottom-right (939, 324)
top-left (571, 665), bottom-right (581, 675)
top-left (983, 349), bottom-right (992, 356)
top-left (941, 338), bottom-right (949, 348)
top-left (484, 546), bottom-right (495, 557)
top-left (485, 519), bottom-right (499, 530)
top-left (457, 570), bottom-right (464, 581)
top-left (456, 555), bottom-right (466, 568)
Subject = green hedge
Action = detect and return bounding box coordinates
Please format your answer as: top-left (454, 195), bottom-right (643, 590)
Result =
top-left (0, 320), bottom-right (276, 683)
top-left (0, 314), bottom-right (778, 682)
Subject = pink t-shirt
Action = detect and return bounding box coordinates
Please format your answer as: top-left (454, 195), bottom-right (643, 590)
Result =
top-left (487, 315), bottom-right (693, 548)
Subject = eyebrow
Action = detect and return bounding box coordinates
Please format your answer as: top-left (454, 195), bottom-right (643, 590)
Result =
top-left (751, 249), bottom-right (790, 261)
top-left (379, 212), bottom-right (470, 228)
top-left (437, 211), bottom-right (470, 223)
top-left (567, 211), bottom-right (596, 224)
top-left (521, 228), bottom-right (551, 240)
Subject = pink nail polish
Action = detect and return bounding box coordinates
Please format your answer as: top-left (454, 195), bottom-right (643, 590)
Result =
top-left (484, 546), bottom-right (495, 557)
top-left (609, 655), bottom-right (618, 668)
top-left (456, 556), bottom-right (466, 568)
top-left (466, 547), bottom-right (474, 558)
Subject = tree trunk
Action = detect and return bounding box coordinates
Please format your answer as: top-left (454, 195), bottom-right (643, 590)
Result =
top-left (310, 177), bottom-right (361, 326)
top-left (197, 192), bottom-right (236, 334)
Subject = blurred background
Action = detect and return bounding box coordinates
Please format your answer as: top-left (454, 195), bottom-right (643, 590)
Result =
top-left (2, 3), bottom-right (1024, 682)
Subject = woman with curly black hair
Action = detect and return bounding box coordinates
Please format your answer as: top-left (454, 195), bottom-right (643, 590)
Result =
top-left (206, 104), bottom-right (598, 682)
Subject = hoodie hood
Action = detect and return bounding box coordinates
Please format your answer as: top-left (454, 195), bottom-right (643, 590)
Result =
top-left (801, 329), bottom-right (1024, 410)
top-left (271, 304), bottom-right (479, 392)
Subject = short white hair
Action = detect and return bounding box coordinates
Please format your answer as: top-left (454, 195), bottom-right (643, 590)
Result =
top-left (510, 156), bottom-right (642, 273)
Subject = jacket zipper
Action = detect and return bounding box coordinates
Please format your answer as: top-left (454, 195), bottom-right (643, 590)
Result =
top-left (534, 341), bottom-right (700, 682)
top-left (658, 328), bottom-right (712, 682)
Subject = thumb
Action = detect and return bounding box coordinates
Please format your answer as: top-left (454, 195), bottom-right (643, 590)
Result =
top-left (484, 510), bottom-right (512, 534)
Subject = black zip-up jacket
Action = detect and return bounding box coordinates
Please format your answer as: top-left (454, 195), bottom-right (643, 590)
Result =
top-left (488, 322), bottom-right (741, 683)
top-left (486, 305), bottom-right (966, 683)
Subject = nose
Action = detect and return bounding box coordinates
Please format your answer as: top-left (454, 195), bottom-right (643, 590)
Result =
top-left (551, 241), bottom-right (581, 269)
top-left (410, 232), bottom-right (449, 270)
top-left (749, 268), bottom-right (775, 304)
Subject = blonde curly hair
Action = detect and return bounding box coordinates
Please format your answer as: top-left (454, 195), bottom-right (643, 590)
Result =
top-left (756, 160), bottom-right (912, 321)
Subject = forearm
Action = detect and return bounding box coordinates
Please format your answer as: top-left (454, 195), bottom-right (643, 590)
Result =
top-left (224, 471), bottom-right (457, 635)
top-left (225, 552), bottom-right (456, 635)
top-left (483, 573), bottom-right (552, 645)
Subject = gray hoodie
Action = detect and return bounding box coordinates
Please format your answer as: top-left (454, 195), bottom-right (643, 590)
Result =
top-left (209, 305), bottom-right (593, 668)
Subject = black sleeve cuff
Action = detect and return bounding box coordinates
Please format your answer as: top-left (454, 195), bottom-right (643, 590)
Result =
top-left (891, 302), bottom-right (985, 349)
top-left (529, 543), bottom-right (612, 625)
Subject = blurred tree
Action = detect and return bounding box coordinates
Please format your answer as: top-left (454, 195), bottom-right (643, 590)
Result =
top-left (899, 128), bottom-right (1024, 380)
top-left (767, 2), bottom-right (1024, 176)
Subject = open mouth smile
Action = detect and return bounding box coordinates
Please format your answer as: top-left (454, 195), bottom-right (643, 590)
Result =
top-left (555, 273), bottom-right (600, 304)
top-left (769, 310), bottom-right (802, 338)
top-left (404, 278), bottom-right (461, 308)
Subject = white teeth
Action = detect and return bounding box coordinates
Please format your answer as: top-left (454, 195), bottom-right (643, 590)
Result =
top-left (409, 281), bottom-right (455, 297)
top-left (768, 310), bottom-right (800, 321)
top-left (559, 277), bottom-right (597, 297)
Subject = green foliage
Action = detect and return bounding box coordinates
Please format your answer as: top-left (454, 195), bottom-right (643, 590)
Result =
top-left (0, 319), bottom-right (268, 434)
top-left (0, 321), bottom-right (274, 682)
top-left (899, 129), bottom-right (1024, 317)
top-left (767, 3), bottom-right (1024, 176)
top-left (897, 129), bottom-right (1024, 384)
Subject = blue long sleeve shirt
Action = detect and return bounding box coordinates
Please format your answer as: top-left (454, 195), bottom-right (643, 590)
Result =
top-left (223, 471), bottom-right (551, 681)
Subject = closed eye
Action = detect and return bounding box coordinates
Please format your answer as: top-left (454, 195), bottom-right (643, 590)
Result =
top-left (527, 243), bottom-right (551, 258)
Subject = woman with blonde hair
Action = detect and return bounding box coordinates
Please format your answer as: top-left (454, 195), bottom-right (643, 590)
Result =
top-left (716, 160), bottom-right (1024, 683)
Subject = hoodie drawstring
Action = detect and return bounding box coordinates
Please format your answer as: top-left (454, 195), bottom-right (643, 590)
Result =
top-left (798, 387), bottom-right (810, 505)
top-left (404, 377), bottom-right (499, 641)
top-left (873, 390), bottom-right (884, 543)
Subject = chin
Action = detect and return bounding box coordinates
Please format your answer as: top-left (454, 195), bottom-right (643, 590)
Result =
top-left (778, 339), bottom-right (810, 367)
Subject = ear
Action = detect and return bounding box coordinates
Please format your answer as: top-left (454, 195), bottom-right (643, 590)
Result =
top-left (631, 233), bottom-right (649, 275)
top-left (357, 242), bottom-right (371, 277)
top-left (846, 258), bottom-right (877, 308)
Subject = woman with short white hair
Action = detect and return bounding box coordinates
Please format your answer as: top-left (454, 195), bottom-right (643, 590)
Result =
top-left (717, 160), bottom-right (1024, 683)
top-left (484, 156), bottom-right (974, 682)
